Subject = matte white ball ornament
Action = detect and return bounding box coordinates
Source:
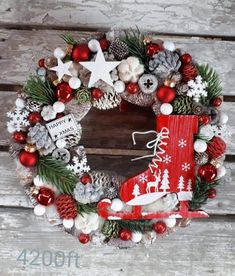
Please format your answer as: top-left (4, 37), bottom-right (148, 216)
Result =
top-left (131, 232), bottom-right (143, 243)
top-left (163, 218), bottom-right (176, 228)
top-left (33, 175), bottom-right (44, 187)
top-left (54, 47), bottom-right (66, 59)
top-left (15, 98), bottom-right (25, 108)
top-left (34, 204), bottom-right (46, 216)
top-left (219, 112), bottom-right (228, 124)
top-left (56, 139), bottom-right (66, 149)
top-left (53, 101), bottom-right (65, 113)
top-left (110, 198), bottom-right (124, 212)
top-left (194, 140), bottom-right (207, 153)
top-left (69, 77), bottom-right (81, 89)
top-left (163, 41), bottom-right (175, 51)
top-left (63, 219), bottom-right (74, 229)
top-left (217, 166), bottom-right (226, 179)
top-left (160, 103), bottom-right (173, 115)
top-left (88, 39), bottom-right (100, 52)
top-left (7, 124), bottom-right (15, 133)
top-left (114, 80), bottom-right (125, 93)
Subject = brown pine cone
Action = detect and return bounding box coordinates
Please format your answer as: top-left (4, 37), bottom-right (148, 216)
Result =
top-left (180, 63), bottom-right (197, 82)
top-left (207, 137), bottom-right (226, 158)
top-left (55, 194), bottom-right (78, 219)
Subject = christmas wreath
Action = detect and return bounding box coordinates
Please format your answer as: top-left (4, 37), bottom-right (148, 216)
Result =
top-left (6, 29), bottom-right (229, 248)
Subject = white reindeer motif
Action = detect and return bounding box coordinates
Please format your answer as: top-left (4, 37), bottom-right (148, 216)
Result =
top-left (146, 170), bottom-right (161, 193)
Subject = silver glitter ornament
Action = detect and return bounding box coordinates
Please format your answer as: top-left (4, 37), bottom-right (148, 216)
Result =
top-left (109, 38), bottom-right (129, 60)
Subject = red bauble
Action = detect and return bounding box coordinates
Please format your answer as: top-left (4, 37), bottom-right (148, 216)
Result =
top-left (37, 187), bottom-right (54, 206)
top-left (55, 82), bottom-right (74, 103)
top-left (19, 150), bottom-right (38, 167)
top-left (180, 53), bottom-right (192, 64)
top-left (119, 229), bottom-right (132, 241)
top-left (38, 58), bottom-right (45, 68)
top-left (207, 136), bottom-right (226, 158)
top-left (127, 82), bottom-right (140, 94)
top-left (199, 114), bottom-right (211, 125)
top-left (146, 43), bottom-right (162, 57)
top-left (80, 174), bottom-right (92, 185)
top-left (72, 44), bottom-right (91, 62)
top-left (198, 164), bottom-right (217, 182)
top-left (211, 97), bottom-right (222, 107)
top-left (92, 88), bottom-right (104, 100)
top-left (207, 188), bottom-right (217, 199)
top-left (99, 38), bottom-right (110, 51)
top-left (180, 63), bottom-right (197, 82)
top-left (153, 221), bottom-right (167, 234)
top-left (156, 85), bottom-right (176, 103)
top-left (79, 233), bottom-right (90, 244)
top-left (28, 112), bottom-right (42, 124)
top-left (12, 131), bottom-right (27, 143)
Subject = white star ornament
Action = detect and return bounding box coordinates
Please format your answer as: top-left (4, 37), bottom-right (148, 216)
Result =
top-left (50, 58), bottom-right (73, 81)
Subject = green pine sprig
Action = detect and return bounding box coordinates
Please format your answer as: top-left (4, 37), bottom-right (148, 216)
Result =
top-left (116, 219), bottom-right (153, 233)
top-left (77, 203), bottom-right (97, 215)
top-left (196, 64), bottom-right (222, 105)
top-left (60, 33), bottom-right (77, 45)
top-left (37, 156), bottom-right (78, 195)
top-left (25, 76), bottom-right (56, 105)
top-left (189, 177), bottom-right (220, 210)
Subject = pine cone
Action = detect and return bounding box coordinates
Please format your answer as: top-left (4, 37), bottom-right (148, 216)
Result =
top-left (89, 171), bottom-right (112, 188)
top-left (55, 194), bottom-right (78, 219)
top-left (24, 98), bottom-right (42, 112)
top-left (173, 96), bottom-right (194, 114)
top-left (103, 186), bottom-right (118, 199)
top-left (180, 63), bottom-right (197, 82)
top-left (102, 220), bottom-right (120, 239)
top-left (149, 50), bottom-right (181, 79)
top-left (195, 152), bottom-right (209, 166)
top-left (192, 103), bottom-right (203, 115)
top-left (176, 83), bottom-right (188, 96)
top-left (109, 38), bottom-right (129, 60)
top-left (207, 137), bottom-right (226, 158)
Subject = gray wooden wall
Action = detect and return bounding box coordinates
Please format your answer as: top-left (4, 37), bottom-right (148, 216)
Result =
top-left (0, 1), bottom-right (235, 275)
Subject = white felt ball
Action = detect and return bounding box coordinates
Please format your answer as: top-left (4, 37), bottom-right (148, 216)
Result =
top-left (88, 39), bottom-right (100, 52)
top-left (163, 218), bottom-right (176, 228)
top-left (56, 139), bottom-right (66, 149)
top-left (15, 98), bottom-right (25, 108)
top-left (33, 175), bottom-right (44, 187)
top-left (217, 166), bottom-right (226, 179)
top-left (219, 112), bottom-right (228, 124)
top-left (194, 140), bottom-right (207, 153)
top-left (53, 101), bottom-right (65, 113)
top-left (54, 47), bottom-right (66, 59)
top-left (110, 198), bottom-right (124, 212)
top-left (69, 77), bottom-right (81, 89)
top-left (163, 41), bottom-right (175, 51)
top-left (63, 219), bottom-right (74, 229)
top-left (131, 232), bottom-right (143, 243)
top-left (160, 103), bottom-right (173, 115)
top-left (34, 204), bottom-right (46, 216)
top-left (114, 80), bottom-right (125, 93)
top-left (7, 124), bottom-right (15, 133)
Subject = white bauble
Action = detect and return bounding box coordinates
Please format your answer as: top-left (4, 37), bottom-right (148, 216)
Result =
top-left (69, 77), bottom-right (81, 89)
top-left (131, 232), bottom-right (143, 243)
top-left (53, 101), bottom-right (65, 113)
top-left (199, 125), bottom-right (214, 140)
top-left (33, 175), bottom-right (44, 187)
top-left (163, 41), bottom-right (175, 51)
top-left (110, 198), bottom-right (124, 212)
top-left (194, 140), bottom-right (207, 153)
top-left (217, 166), bottom-right (226, 179)
top-left (63, 219), bottom-right (74, 229)
top-left (219, 112), bottom-right (228, 124)
top-left (54, 47), bottom-right (66, 59)
top-left (88, 39), bottom-right (100, 52)
top-left (114, 80), bottom-right (125, 93)
top-left (15, 98), bottom-right (25, 108)
top-left (56, 139), bottom-right (66, 149)
top-left (160, 103), bottom-right (173, 115)
top-left (163, 218), bottom-right (176, 228)
top-left (7, 124), bottom-right (15, 133)
top-left (34, 204), bottom-right (46, 216)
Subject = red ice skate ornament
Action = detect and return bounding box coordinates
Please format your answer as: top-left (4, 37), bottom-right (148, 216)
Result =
top-left (7, 29), bottom-right (229, 247)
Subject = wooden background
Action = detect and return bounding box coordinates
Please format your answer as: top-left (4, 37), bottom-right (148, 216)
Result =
top-left (0, 0), bottom-right (235, 275)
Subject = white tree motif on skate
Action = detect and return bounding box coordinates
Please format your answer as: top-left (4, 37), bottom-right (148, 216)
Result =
top-left (146, 170), bottom-right (161, 193)
top-left (160, 169), bottom-right (170, 192)
top-left (132, 184), bottom-right (140, 198)
top-left (187, 179), bottom-right (192, 191)
top-left (177, 176), bottom-right (185, 192)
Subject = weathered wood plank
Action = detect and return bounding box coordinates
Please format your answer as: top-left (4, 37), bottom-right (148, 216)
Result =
top-left (0, 0), bottom-right (235, 37)
top-left (0, 207), bottom-right (235, 276)
top-left (0, 30), bottom-right (235, 95)
top-left (1, 152), bottom-right (235, 215)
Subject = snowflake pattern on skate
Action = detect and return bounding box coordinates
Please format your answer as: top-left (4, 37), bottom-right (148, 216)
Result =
top-left (7, 107), bottom-right (30, 132)
top-left (162, 154), bottom-right (172, 164)
top-left (67, 155), bottom-right (90, 176)
top-left (138, 174), bottom-right (148, 183)
top-left (182, 162), bottom-right (190, 172)
top-left (178, 139), bottom-right (187, 148)
top-left (187, 76), bottom-right (207, 102)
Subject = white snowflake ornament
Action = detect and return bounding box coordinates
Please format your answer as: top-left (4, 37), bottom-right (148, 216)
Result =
top-left (7, 106), bottom-right (30, 132)
top-left (67, 155), bottom-right (90, 176)
top-left (187, 75), bottom-right (207, 102)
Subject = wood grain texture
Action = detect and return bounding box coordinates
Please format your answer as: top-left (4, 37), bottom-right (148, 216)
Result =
top-left (0, 208), bottom-right (235, 276)
top-left (0, 0), bottom-right (235, 37)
